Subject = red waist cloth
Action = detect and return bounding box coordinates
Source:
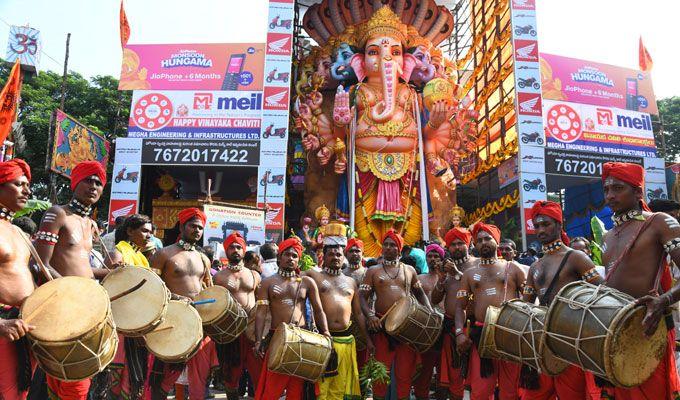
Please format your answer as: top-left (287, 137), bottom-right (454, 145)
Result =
top-left (46, 377), bottom-right (91, 400)
top-left (521, 365), bottom-right (588, 400)
top-left (254, 351), bottom-right (305, 400)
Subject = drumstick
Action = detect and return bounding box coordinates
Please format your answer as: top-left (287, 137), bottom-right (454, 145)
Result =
top-left (109, 279), bottom-right (147, 302)
top-left (379, 302), bottom-right (399, 323)
top-left (192, 299), bottom-right (216, 306)
top-left (13, 225), bottom-right (53, 281)
top-left (22, 291), bottom-right (58, 324)
top-left (91, 226), bottom-right (115, 270)
top-left (146, 325), bottom-right (174, 334)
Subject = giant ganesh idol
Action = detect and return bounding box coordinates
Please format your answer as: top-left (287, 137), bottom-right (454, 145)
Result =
top-left (295, 2), bottom-right (478, 256)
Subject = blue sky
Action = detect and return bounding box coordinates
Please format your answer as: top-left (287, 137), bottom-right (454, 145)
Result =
top-left (0, 0), bottom-right (677, 98)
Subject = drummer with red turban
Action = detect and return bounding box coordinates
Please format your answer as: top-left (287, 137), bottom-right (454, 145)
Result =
top-left (34, 161), bottom-right (108, 399)
top-left (596, 162), bottom-right (680, 398)
top-left (0, 159), bottom-right (40, 400)
top-left (146, 207), bottom-right (216, 400)
top-left (521, 201), bottom-right (603, 399)
top-left (254, 235), bottom-right (330, 400)
top-left (213, 232), bottom-right (263, 399)
top-left (454, 222), bottom-right (526, 400)
top-left (430, 227), bottom-right (478, 399)
top-left (358, 229), bottom-right (433, 400)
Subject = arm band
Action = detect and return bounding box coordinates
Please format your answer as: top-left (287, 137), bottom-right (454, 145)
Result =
top-left (523, 286), bottom-right (536, 295)
top-left (359, 284), bottom-right (373, 292)
top-left (581, 267), bottom-right (600, 283)
top-left (456, 289), bottom-right (469, 299)
top-left (663, 238), bottom-right (680, 253)
top-left (256, 300), bottom-right (269, 306)
top-left (35, 231), bottom-right (59, 245)
top-left (413, 281), bottom-right (423, 289)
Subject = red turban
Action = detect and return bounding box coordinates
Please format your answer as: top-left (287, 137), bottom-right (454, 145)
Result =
top-left (530, 200), bottom-right (570, 245)
top-left (444, 227), bottom-right (472, 248)
top-left (70, 161), bottom-right (106, 190)
top-left (0, 158), bottom-right (31, 184)
top-left (178, 207), bottom-right (206, 226)
top-left (602, 162), bottom-right (651, 211)
top-left (345, 238), bottom-right (364, 254)
top-left (223, 232), bottom-right (246, 253)
top-left (382, 229), bottom-right (404, 253)
top-left (279, 237), bottom-right (303, 258)
top-left (472, 222), bottom-right (501, 244)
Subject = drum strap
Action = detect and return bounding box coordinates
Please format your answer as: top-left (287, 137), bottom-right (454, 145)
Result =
top-left (289, 277), bottom-right (304, 326)
top-left (539, 250), bottom-right (574, 306)
top-left (605, 213), bottom-right (658, 282)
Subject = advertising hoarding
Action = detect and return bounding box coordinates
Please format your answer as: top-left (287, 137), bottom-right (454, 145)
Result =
top-left (119, 43), bottom-right (264, 91)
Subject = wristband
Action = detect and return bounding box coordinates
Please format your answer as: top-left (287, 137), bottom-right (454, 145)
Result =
top-left (455, 328), bottom-right (464, 337)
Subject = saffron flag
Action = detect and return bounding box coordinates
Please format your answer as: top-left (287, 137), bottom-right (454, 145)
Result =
top-left (639, 36), bottom-right (653, 72)
top-left (0, 59), bottom-right (22, 145)
top-left (120, 0), bottom-right (130, 48)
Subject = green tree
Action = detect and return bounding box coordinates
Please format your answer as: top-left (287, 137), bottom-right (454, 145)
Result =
top-left (0, 60), bottom-right (131, 217)
top-left (659, 97), bottom-right (680, 162)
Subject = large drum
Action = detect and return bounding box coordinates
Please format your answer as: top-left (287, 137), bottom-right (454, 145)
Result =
top-left (267, 323), bottom-right (333, 382)
top-left (384, 296), bottom-right (443, 353)
top-left (144, 300), bottom-right (203, 363)
top-left (479, 306), bottom-right (501, 359)
top-left (246, 307), bottom-right (271, 342)
top-left (485, 300), bottom-right (568, 376)
top-left (194, 286), bottom-right (248, 344)
top-left (21, 277), bottom-right (118, 381)
top-left (101, 266), bottom-right (170, 336)
top-left (545, 281), bottom-right (667, 387)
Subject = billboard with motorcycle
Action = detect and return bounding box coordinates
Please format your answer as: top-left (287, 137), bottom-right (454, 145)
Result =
top-left (203, 204), bottom-right (266, 258)
top-left (119, 43), bottom-right (265, 91)
top-left (543, 99), bottom-right (657, 157)
top-left (540, 53), bottom-right (658, 115)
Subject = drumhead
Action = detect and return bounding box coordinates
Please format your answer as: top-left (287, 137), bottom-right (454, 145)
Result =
top-left (606, 304), bottom-right (667, 387)
top-left (479, 305), bottom-right (501, 359)
top-left (144, 300), bottom-right (202, 361)
top-left (102, 267), bottom-right (168, 333)
top-left (22, 277), bottom-right (109, 342)
top-left (195, 286), bottom-right (230, 324)
top-left (384, 296), bottom-right (412, 333)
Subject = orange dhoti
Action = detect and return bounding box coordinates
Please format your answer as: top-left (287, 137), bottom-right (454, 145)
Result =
top-left (370, 330), bottom-right (418, 399)
top-left (0, 307), bottom-right (34, 400)
top-left (439, 318), bottom-right (465, 399)
top-left (46, 376), bottom-right (91, 400)
top-left (521, 365), bottom-right (589, 400)
top-left (467, 322), bottom-right (520, 400)
top-left (217, 335), bottom-right (262, 397)
top-left (109, 335), bottom-right (149, 400)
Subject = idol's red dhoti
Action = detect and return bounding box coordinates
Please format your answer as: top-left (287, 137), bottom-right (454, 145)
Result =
top-left (371, 330), bottom-right (417, 399)
top-left (0, 337), bottom-right (29, 400)
top-left (596, 329), bottom-right (680, 400)
top-left (521, 365), bottom-right (588, 400)
top-left (143, 336), bottom-right (217, 400)
top-left (46, 376), bottom-right (91, 400)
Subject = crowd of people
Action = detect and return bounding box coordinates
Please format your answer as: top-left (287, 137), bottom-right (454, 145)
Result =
top-left (1, 157), bottom-right (680, 400)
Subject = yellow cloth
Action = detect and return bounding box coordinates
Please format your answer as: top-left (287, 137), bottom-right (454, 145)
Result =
top-left (317, 335), bottom-right (362, 400)
top-left (115, 241), bottom-right (150, 269)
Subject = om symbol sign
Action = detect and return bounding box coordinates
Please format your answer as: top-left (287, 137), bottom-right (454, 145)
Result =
top-left (11, 33), bottom-right (38, 56)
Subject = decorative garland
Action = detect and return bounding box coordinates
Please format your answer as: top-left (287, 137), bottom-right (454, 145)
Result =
top-left (464, 189), bottom-right (519, 225)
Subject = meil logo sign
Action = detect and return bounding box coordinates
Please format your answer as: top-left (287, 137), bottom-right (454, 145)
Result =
top-left (193, 93), bottom-right (213, 110)
top-left (596, 108), bottom-right (613, 125)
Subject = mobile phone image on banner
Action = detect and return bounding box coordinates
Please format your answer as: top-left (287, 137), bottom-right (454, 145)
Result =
top-left (625, 78), bottom-right (638, 111)
top-left (222, 53), bottom-right (246, 90)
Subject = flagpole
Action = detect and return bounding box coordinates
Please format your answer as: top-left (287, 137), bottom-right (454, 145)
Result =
top-left (47, 33), bottom-right (70, 203)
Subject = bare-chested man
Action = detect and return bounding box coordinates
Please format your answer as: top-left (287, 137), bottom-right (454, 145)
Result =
top-left (411, 242), bottom-right (447, 400)
top-left (521, 201), bottom-right (603, 400)
top-left (34, 161), bottom-right (108, 399)
top-left (596, 162), bottom-right (680, 398)
top-left (359, 229), bottom-right (432, 400)
top-left (147, 208), bottom-right (213, 400)
top-left (343, 238), bottom-right (366, 286)
top-left (213, 232), bottom-right (261, 400)
top-left (304, 231), bottom-right (372, 400)
top-left (254, 237), bottom-right (329, 400)
top-left (0, 159), bottom-right (41, 400)
top-left (431, 228), bottom-right (477, 400)
top-left (499, 238), bottom-right (529, 276)
top-left (455, 222), bottom-right (525, 400)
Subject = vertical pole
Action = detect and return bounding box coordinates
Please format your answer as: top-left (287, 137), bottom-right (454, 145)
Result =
top-left (47, 33), bottom-right (70, 203)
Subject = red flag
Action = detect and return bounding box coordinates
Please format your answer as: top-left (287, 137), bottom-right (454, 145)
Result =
top-left (639, 36), bottom-right (653, 72)
top-left (120, 0), bottom-right (130, 48)
top-left (0, 59), bottom-right (22, 145)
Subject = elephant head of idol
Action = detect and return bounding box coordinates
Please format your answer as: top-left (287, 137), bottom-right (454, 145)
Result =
top-left (406, 27), bottom-right (436, 86)
top-left (330, 27), bottom-right (359, 83)
top-left (349, 6), bottom-right (416, 123)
